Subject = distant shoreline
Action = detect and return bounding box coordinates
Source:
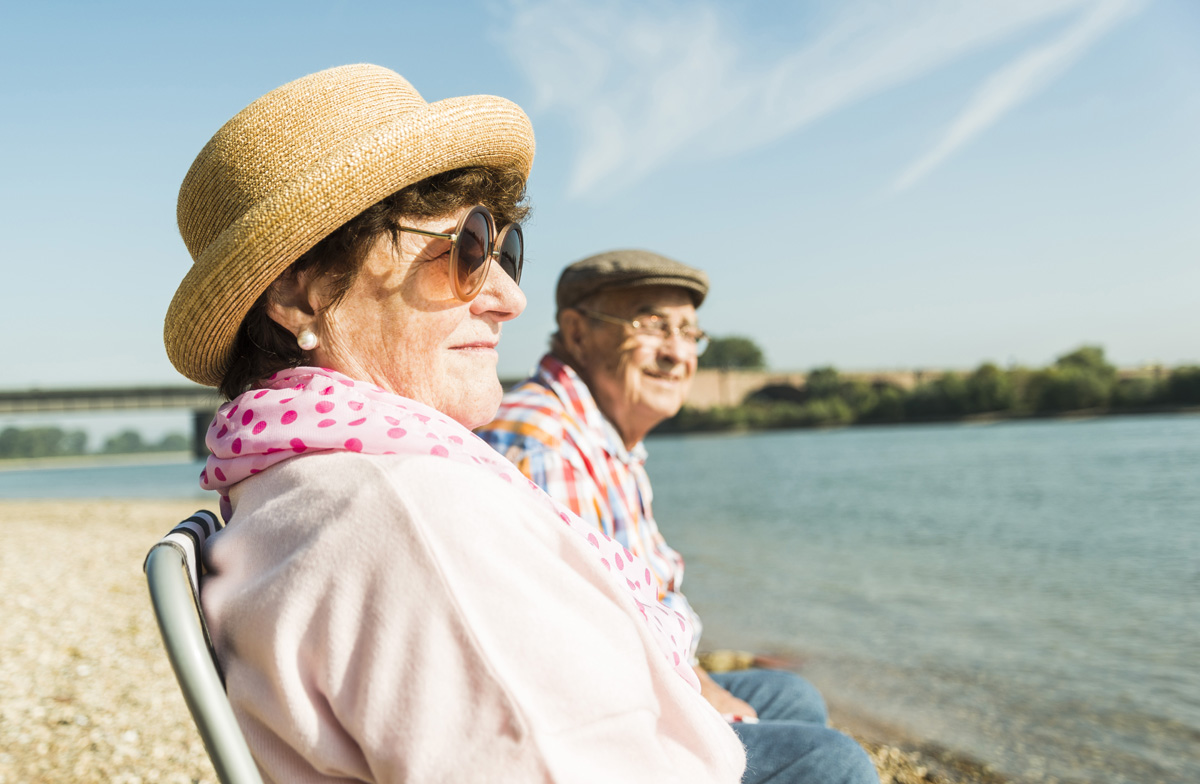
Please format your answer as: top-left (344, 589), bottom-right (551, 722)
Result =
top-left (651, 402), bottom-right (1200, 437)
top-left (0, 451), bottom-right (195, 472)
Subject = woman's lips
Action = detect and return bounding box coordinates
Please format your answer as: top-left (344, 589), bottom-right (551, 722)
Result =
top-left (450, 340), bottom-right (499, 354)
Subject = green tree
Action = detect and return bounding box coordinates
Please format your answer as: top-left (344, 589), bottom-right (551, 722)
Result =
top-left (655, 342), bottom-right (1193, 435)
top-left (698, 336), bottom-right (766, 370)
top-left (859, 384), bottom-right (906, 423)
top-left (743, 398), bottom-right (854, 429)
top-left (1054, 345), bottom-right (1116, 379)
top-left (1163, 366), bottom-right (1200, 405)
top-left (836, 379), bottom-right (878, 416)
top-left (1111, 377), bottom-right (1162, 408)
top-left (1026, 346), bottom-right (1118, 412)
top-left (154, 433), bottom-right (189, 452)
top-left (1027, 367), bottom-right (1111, 412)
top-left (0, 426), bottom-right (88, 459)
top-left (745, 384), bottom-right (805, 404)
top-left (102, 429), bottom-right (147, 454)
top-left (803, 367), bottom-right (842, 400)
top-left (905, 373), bottom-right (970, 419)
top-left (965, 363), bottom-right (1017, 413)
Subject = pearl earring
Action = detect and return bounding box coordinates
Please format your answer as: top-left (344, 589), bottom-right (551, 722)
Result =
top-left (297, 329), bottom-right (319, 351)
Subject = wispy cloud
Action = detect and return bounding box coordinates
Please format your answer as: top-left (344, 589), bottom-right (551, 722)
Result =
top-left (891, 0), bottom-right (1146, 192)
top-left (498, 0), bottom-right (1145, 197)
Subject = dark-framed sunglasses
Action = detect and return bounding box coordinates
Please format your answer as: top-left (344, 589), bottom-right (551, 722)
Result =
top-left (395, 205), bottom-right (523, 302)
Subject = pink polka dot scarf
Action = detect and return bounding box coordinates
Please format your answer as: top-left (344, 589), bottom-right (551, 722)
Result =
top-left (201, 367), bottom-right (699, 690)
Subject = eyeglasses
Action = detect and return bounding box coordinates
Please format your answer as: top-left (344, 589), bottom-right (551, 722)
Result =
top-left (395, 205), bottom-right (523, 302)
top-left (577, 308), bottom-right (710, 355)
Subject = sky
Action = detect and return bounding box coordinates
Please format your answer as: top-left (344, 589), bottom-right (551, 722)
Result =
top-left (2, 0), bottom-right (1198, 399)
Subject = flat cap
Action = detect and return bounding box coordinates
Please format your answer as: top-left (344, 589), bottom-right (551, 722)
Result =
top-left (556, 249), bottom-right (709, 312)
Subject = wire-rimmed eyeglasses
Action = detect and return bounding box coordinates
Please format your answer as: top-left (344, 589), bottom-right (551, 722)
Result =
top-left (576, 308), bottom-right (709, 355)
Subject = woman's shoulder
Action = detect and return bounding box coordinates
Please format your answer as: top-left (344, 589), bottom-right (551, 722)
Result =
top-left (230, 451), bottom-right (561, 552)
top-left (266, 449), bottom-right (533, 501)
top-left (209, 451), bottom-right (568, 637)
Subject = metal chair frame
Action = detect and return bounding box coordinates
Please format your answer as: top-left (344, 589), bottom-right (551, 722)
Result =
top-left (144, 511), bottom-right (263, 784)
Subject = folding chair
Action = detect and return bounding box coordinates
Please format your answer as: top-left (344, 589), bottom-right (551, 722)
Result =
top-left (144, 510), bottom-right (264, 784)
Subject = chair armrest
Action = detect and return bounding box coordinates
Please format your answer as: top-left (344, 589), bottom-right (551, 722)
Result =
top-left (145, 543), bottom-right (264, 784)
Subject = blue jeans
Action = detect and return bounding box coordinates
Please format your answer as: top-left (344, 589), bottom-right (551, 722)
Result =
top-left (711, 669), bottom-right (878, 784)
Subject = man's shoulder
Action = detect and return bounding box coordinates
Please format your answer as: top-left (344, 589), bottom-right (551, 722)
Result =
top-left (479, 378), bottom-right (573, 450)
top-left (500, 375), bottom-right (568, 414)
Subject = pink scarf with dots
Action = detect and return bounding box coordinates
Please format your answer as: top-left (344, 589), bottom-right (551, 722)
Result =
top-left (201, 367), bottom-right (698, 690)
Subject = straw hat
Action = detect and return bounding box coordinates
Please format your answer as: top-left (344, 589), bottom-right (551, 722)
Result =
top-left (165, 63), bottom-right (536, 387)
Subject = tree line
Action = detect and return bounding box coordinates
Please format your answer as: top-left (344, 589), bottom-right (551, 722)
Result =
top-left (0, 427), bottom-right (189, 460)
top-left (4, 342), bottom-right (1195, 451)
top-left (658, 344), bottom-right (1200, 433)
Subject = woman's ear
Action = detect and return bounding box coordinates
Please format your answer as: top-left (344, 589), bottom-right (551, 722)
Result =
top-left (265, 268), bottom-right (324, 337)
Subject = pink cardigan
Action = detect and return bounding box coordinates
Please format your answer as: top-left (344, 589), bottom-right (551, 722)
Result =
top-left (202, 451), bottom-right (746, 782)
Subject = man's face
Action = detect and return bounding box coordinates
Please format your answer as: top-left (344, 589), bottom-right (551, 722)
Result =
top-left (570, 286), bottom-right (700, 446)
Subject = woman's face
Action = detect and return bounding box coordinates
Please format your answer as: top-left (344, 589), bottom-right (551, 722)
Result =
top-left (308, 206), bottom-right (526, 428)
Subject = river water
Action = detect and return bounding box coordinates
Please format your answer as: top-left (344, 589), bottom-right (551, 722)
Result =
top-left (2, 414), bottom-right (1196, 783)
top-left (646, 414), bottom-right (1199, 784)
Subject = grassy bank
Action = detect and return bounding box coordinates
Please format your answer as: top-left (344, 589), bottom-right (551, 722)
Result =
top-left (654, 400), bottom-right (1200, 435)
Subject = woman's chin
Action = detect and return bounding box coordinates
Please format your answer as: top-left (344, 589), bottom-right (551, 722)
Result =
top-left (446, 377), bottom-right (503, 430)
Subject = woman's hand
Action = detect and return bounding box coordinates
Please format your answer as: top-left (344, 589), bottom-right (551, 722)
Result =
top-left (694, 665), bottom-right (758, 719)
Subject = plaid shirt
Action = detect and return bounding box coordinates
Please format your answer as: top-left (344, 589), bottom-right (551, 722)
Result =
top-left (477, 354), bottom-right (703, 656)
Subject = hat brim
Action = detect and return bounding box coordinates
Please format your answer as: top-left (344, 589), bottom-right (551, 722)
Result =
top-left (164, 94), bottom-right (534, 388)
top-left (569, 274), bottom-right (708, 310)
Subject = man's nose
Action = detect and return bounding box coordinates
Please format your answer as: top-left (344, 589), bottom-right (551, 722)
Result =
top-left (657, 330), bottom-right (691, 362)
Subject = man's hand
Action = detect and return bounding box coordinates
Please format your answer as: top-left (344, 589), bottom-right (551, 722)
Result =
top-left (694, 665), bottom-right (757, 719)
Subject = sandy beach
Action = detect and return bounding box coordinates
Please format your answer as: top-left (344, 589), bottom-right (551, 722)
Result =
top-left (0, 499), bottom-right (997, 784)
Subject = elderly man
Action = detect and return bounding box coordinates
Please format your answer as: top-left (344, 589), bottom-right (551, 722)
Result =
top-left (478, 250), bottom-right (878, 784)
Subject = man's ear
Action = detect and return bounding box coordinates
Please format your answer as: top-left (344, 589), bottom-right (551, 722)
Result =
top-left (557, 309), bottom-right (590, 358)
top-left (265, 268), bottom-right (324, 337)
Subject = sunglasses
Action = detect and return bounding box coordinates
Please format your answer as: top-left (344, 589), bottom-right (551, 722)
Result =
top-left (395, 205), bottom-right (523, 302)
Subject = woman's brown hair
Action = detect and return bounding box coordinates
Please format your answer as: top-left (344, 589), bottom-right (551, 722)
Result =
top-left (219, 166), bottom-right (530, 400)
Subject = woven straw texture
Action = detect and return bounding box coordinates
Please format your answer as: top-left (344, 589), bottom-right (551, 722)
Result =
top-left (165, 63), bottom-right (535, 387)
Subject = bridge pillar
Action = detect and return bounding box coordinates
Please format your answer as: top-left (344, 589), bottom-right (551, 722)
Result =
top-left (192, 409), bottom-right (215, 460)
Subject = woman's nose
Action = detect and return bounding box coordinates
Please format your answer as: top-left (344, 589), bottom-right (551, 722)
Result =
top-left (471, 257), bottom-right (526, 321)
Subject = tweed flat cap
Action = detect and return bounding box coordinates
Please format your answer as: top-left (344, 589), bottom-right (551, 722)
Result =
top-left (556, 249), bottom-right (709, 312)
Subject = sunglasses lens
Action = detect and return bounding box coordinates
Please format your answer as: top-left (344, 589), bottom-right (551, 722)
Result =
top-left (452, 208), bottom-right (491, 300)
top-left (495, 224), bottom-right (523, 285)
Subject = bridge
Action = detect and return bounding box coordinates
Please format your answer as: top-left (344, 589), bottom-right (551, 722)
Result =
top-left (0, 385), bottom-right (223, 459)
top-left (0, 381), bottom-right (533, 460)
top-left (0, 373), bottom-right (892, 458)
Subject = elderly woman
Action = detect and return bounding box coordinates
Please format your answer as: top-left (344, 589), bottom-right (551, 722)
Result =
top-left (163, 65), bottom-right (745, 783)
